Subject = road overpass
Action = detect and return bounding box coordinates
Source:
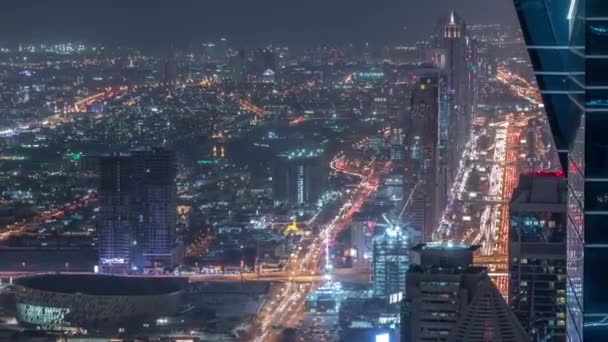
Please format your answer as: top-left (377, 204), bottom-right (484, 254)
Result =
top-left (0, 268), bottom-right (371, 285)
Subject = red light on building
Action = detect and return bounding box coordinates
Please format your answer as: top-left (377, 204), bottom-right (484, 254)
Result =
top-left (523, 170), bottom-right (565, 178)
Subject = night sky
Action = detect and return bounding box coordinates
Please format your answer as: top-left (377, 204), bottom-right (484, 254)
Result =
top-left (0, 0), bottom-right (518, 47)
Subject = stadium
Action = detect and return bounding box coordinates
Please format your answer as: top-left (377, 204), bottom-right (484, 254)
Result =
top-left (13, 274), bottom-right (185, 332)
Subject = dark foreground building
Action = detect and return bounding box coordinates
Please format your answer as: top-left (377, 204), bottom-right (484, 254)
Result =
top-left (509, 172), bottom-right (567, 341)
top-left (513, 1), bottom-right (608, 340)
top-left (402, 243), bottom-right (529, 342)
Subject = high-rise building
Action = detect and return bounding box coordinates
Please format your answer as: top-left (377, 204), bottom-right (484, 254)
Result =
top-left (434, 11), bottom-right (477, 188)
top-left (272, 148), bottom-right (326, 206)
top-left (217, 37), bottom-right (228, 63)
top-left (403, 70), bottom-right (446, 242)
top-left (403, 243), bottom-right (529, 342)
top-left (372, 96), bottom-right (389, 120)
top-left (372, 224), bottom-right (412, 298)
top-left (98, 153), bottom-right (137, 274)
top-left (131, 148), bottom-right (178, 270)
top-left (350, 220), bottom-right (374, 269)
top-left (512, 1), bottom-right (608, 340)
top-left (435, 11), bottom-right (467, 161)
top-left (254, 48), bottom-right (276, 74)
top-left (98, 148), bottom-right (177, 274)
top-left (368, 134), bottom-right (385, 155)
top-left (229, 50), bottom-right (247, 84)
top-left (509, 171), bottom-right (567, 341)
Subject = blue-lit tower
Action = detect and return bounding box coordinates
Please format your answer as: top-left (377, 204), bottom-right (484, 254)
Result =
top-left (513, 0), bottom-right (608, 340)
top-left (98, 148), bottom-right (177, 274)
top-left (372, 224), bottom-right (413, 298)
top-left (98, 153), bottom-right (136, 274)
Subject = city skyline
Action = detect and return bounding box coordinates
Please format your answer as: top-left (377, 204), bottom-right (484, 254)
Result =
top-left (0, 0), bottom-right (519, 47)
top-left (0, 1), bottom-right (594, 341)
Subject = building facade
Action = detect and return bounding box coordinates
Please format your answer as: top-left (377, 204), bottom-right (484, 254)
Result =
top-left (372, 225), bottom-right (412, 298)
top-left (509, 172), bottom-right (568, 341)
top-left (98, 148), bottom-right (177, 274)
top-left (272, 148), bottom-right (326, 206)
top-left (403, 243), bottom-right (485, 341)
top-left (403, 243), bottom-right (528, 342)
top-left (404, 69), bottom-right (447, 242)
top-left (434, 11), bottom-right (476, 185)
top-left (513, 1), bottom-right (608, 340)
top-left (13, 274), bottom-right (184, 333)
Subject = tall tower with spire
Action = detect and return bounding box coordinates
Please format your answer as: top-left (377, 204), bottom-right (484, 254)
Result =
top-left (433, 10), bottom-right (476, 192)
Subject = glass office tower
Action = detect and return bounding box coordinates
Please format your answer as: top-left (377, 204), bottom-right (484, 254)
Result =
top-left (513, 0), bottom-right (608, 340)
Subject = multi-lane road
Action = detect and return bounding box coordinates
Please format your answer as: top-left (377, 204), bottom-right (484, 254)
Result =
top-left (0, 194), bottom-right (96, 243)
top-left (435, 65), bottom-right (545, 296)
top-left (252, 158), bottom-right (388, 341)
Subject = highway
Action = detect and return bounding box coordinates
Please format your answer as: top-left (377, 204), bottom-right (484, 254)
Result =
top-left (253, 157), bottom-right (388, 342)
top-left (0, 194), bottom-right (96, 243)
top-left (435, 65), bottom-right (545, 296)
top-left (0, 268), bottom-right (370, 286)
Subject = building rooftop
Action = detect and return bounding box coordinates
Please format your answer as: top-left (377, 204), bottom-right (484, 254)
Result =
top-left (408, 264), bottom-right (487, 275)
top-left (510, 172), bottom-right (567, 206)
top-left (277, 148), bottom-right (324, 160)
top-left (15, 274), bottom-right (184, 296)
top-left (412, 242), bottom-right (479, 252)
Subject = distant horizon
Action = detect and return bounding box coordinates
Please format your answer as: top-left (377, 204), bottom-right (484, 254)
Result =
top-left (0, 0), bottom-right (518, 49)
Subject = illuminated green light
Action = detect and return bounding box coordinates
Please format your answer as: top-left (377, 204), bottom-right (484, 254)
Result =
top-left (278, 148), bottom-right (324, 160)
top-left (64, 153), bottom-right (82, 161)
top-left (0, 155), bottom-right (27, 161)
top-left (197, 159), bottom-right (219, 165)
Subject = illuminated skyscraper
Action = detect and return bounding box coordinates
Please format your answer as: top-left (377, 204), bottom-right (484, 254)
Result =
top-left (372, 224), bottom-right (413, 298)
top-left (131, 148), bottom-right (178, 271)
top-left (272, 148), bottom-right (326, 206)
top-left (434, 11), bottom-right (477, 188)
top-left (509, 172), bottom-right (567, 341)
top-left (435, 11), bottom-right (467, 167)
top-left (98, 148), bottom-right (177, 274)
top-left (512, 0), bottom-right (608, 340)
top-left (98, 153), bottom-right (137, 274)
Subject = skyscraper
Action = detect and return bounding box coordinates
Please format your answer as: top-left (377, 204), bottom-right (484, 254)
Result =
top-left (435, 11), bottom-right (467, 165)
top-left (371, 224), bottom-right (412, 298)
top-left (272, 148), bottom-right (326, 206)
top-left (403, 69), bottom-right (446, 242)
top-left (512, 1), bottom-right (608, 340)
top-left (403, 243), bottom-right (529, 342)
top-left (509, 172), bottom-right (567, 341)
top-left (98, 148), bottom-right (177, 274)
top-left (131, 148), bottom-right (178, 271)
top-left (98, 153), bottom-right (137, 274)
top-left (350, 220), bottom-right (374, 268)
top-left (434, 11), bottom-right (477, 190)
top-left (229, 50), bottom-right (247, 84)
